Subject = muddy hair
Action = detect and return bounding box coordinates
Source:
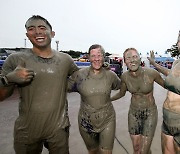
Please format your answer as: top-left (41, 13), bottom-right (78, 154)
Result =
top-left (25, 15), bottom-right (52, 31)
top-left (88, 44), bottom-right (105, 57)
top-left (123, 47), bottom-right (140, 61)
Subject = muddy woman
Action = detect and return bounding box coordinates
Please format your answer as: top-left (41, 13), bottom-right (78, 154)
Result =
top-left (111, 48), bottom-right (165, 154)
top-left (68, 44), bottom-right (121, 154)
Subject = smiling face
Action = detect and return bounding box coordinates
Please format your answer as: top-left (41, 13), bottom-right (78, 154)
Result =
top-left (89, 47), bottom-right (104, 72)
top-left (25, 19), bottom-right (55, 49)
top-left (124, 48), bottom-right (141, 72)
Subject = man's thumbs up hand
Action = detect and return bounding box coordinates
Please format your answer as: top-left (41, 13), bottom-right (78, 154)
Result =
top-left (6, 58), bottom-right (35, 84)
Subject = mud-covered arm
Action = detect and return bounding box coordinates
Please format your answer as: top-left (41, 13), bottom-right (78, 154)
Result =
top-left (164, 60), bottom-right (180, 94)
top-left (67, 71), bottom-right (78, 93)
top-left (0, 55), bottom-right (17, 101)
top-left (147, 50), bottom-right (170, 76)
top-left (102, 62), bottom-right (111, 70)
top-left (67, 54), bottom-right (79, 77)
top-left (111, 71), bottom-right (121, 90)
top-left (0, 80), bottom-right (15, 101)
top-left (111, 77), bottom-right (127, 101)
top-left (153, 69), bottom-right (165, 88)
top-left (66, 55), bottom-right (80, 92)
top-left (164, 76), bottom-right (180, 94)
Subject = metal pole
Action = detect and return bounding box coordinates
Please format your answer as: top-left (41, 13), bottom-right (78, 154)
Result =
top-left (55, 40), bottom-right (59, 51)
top-left (24, 38), bottom-right (27, 48)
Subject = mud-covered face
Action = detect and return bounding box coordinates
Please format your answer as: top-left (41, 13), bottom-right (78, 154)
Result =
top-left (124, 49), bottom-right (141, 72)
top-left (26, 19), bottom-right (55, 48)
top-left (89, 48), bottom-right (104, 71)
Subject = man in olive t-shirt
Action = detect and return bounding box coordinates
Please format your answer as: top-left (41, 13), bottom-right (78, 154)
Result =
top-left (0, 15), bottom-right (78, 154)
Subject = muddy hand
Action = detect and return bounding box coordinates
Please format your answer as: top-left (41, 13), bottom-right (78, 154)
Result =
top-left (103, 62), bottom-right (111, 70)
top-left (6, 58), bottom-right (35, 84)
top-left (147, 50), bottom-right (155, 65)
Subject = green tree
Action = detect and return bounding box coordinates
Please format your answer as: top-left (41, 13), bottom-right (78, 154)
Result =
top-left (167, 44), bottom-right (179, 59)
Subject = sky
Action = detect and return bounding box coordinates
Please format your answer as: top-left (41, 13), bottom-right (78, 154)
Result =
top-left (0, 0), bottom-right (180, 57)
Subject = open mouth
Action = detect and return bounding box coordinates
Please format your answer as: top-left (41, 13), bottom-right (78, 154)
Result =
top-left (130, 63), bottom-right (137, 67)
top-left (35, 37), bottom-right (45, 42)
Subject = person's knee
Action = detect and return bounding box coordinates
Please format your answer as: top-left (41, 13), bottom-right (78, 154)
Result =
top-left (131, 135), bottom-right (141, 152)
top-left (46, 127), bottom-right (70, 154)
top-left (133, 143), bottom-right (141, 153)
top-left (14, 141), bottom-right (43, 154)
top-left (161, 132), bottom-right (176, 154)
top-left (99, 148), bottom-right (112, 154)
top-left (88, 148), bottom-right (99, 154)
top-left (173, 140), bottom-right (180, 154)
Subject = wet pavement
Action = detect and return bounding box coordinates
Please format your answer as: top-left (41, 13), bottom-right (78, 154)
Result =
top-left (0, 83), bottom-right (166, 154)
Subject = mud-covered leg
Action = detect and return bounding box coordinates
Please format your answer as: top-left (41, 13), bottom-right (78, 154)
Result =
top-left (130, 134), bottom-right (141, 154)
top-left (14, 141), bottom-right (43, 154)
top-left (141, 136), bottom-right (153, 154)
top-left (161, 132), bottom-right (175, 154)
top-left (130, 135), bottom-right (152, 154)
top-left (99, 120), bottom-right (115, 154)
top-left (174, 140), bottom-right (180, 154)
top-left (99, 148), bottom-right (112, 154)
top-left (88, 148), bottom-right (99, 154)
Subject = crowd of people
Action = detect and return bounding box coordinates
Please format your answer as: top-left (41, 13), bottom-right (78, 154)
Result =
top-left (0, 15), bottom-right (180, 154)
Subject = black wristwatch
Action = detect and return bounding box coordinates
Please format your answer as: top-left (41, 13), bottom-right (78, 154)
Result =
top-left (1, 76), bottom-right (9, 85)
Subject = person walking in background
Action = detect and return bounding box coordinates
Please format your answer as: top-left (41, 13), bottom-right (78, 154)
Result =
top-left (148, 31), bottom-right (180, 154)
top-left (68, 44), bottom-right (121, 154)
top-left (111, 48), bottom-right (165, 154)
top-left (0, 15), bottom-right (79, 154)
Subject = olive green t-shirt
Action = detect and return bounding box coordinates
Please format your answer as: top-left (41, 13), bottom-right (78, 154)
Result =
top-left (2, 49), bottom-right (78, 143)
top-left (68, 67), bottom-right (121, 132)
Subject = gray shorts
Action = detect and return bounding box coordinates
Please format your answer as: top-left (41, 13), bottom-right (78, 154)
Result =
top-left (128, 105), bottom-right (158, 137)
top-left (79, 120), bottom-right (115, 150)
top-left (14, 127), bottom-right (69, 154)
top-left (162, 108), bottom-right (180, 146)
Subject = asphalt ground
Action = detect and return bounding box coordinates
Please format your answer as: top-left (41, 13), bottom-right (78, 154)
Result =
top-left (0, 83), bottom-right (167, 154)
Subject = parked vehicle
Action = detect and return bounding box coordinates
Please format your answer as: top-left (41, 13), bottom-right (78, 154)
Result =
top-left (150, 57), bottom-right (174, 69)
top-left (110, 63), bottom-right (123, 77)
top-left (0, 60), bottom-right (5, 72)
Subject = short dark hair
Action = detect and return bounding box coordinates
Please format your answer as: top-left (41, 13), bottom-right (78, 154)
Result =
top-left (25, 15), bottom-right (52, 30)
top-left (88, 44), bottom-right (105, 56)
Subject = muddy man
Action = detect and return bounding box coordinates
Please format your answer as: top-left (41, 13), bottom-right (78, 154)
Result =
top-left (148, 31), bottom-right (180, 154)
top-left (68, 44), bottom-right (121, 154)
top-left (111, 48), bottom-right (165, 154)
top-left (0, 15), bottom-right (79, 154)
